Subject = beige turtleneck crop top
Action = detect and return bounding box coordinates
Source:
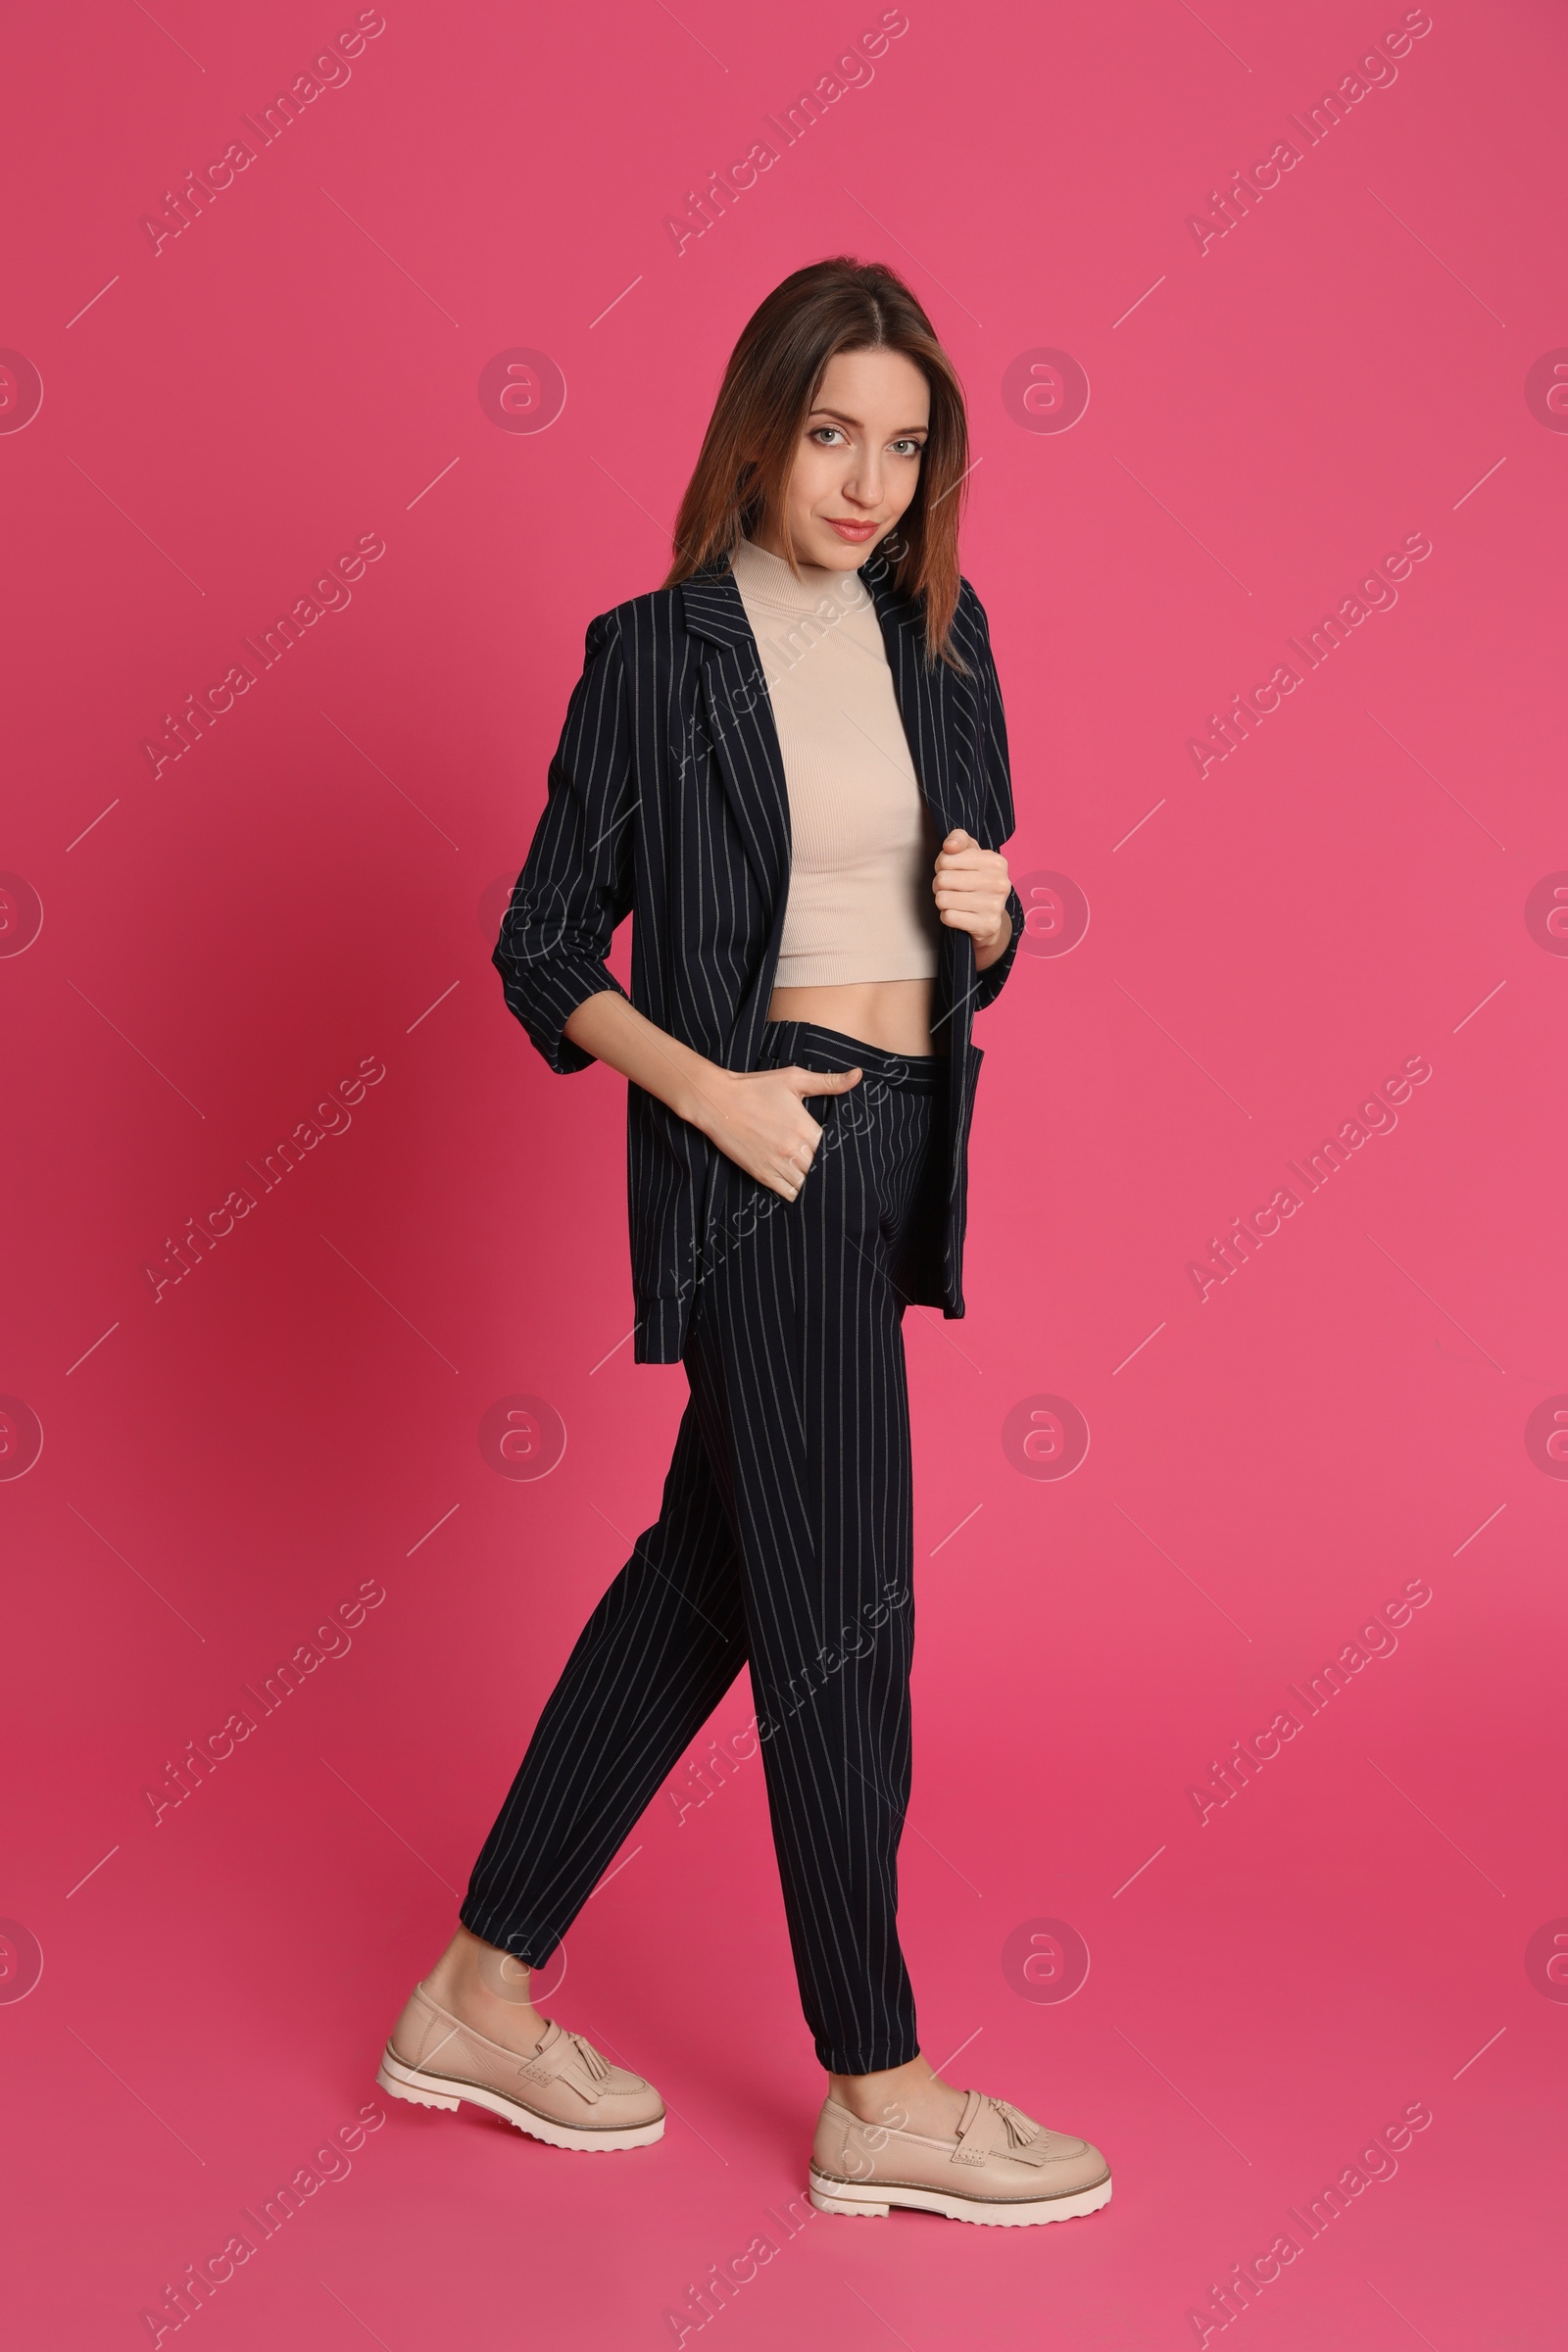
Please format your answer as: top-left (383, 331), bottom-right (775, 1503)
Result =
top-left (729, 537), bottom-right (944, 988)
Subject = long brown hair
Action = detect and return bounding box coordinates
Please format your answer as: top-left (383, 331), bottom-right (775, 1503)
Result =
top-left (663, 257), bottom-right (971, 668)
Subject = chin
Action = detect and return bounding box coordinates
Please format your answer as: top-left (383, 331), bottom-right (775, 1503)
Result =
top-left (807, 530), bottom-right (882, 568)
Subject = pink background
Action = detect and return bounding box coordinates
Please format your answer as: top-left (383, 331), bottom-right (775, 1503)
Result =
top-left (3, 1), bottom-right (1564, 2344)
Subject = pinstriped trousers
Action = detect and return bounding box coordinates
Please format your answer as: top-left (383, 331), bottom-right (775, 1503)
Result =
top-left (461, 1022), bottom-right (946, 2074)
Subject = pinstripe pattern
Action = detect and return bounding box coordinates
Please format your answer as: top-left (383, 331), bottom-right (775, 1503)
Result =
top-left (462, 1025), bottom-right (947, 2072)
top-left (492, 549), bottom-right (1025, 1364)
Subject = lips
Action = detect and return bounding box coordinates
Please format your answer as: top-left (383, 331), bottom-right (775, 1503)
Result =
top-left (825, 518), bottom-right (878, 541)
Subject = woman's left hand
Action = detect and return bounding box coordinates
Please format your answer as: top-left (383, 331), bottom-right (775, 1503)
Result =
top-left (933, 829), bottom-right (1012, 968)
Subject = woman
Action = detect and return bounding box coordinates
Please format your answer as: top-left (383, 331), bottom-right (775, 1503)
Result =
top-left (377, 258), bottom-right (1111, 2228)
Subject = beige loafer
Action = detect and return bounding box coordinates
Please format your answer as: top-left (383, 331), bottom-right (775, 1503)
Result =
top-left (809, 2087), bottom-right (1110, 2226)
top-left (376, 1980), bottom-right (665, 2151)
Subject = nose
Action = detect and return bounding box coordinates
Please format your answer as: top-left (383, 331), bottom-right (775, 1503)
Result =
top-left (843, 452), bottom-right (883, 511)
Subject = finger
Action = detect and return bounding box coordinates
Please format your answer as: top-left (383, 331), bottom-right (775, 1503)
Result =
top-left (935, 891), bottom-right (1006, 917)
top-left (784, 1064), bottom-right (861, 1094)
top-left (943, 827), bottom-right (973, 851)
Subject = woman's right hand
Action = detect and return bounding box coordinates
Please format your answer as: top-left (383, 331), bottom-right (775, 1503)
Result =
top-left (557, 993), bottom-right (862, 1201)
top-left (685, 1063), bottom-right (862, 1200)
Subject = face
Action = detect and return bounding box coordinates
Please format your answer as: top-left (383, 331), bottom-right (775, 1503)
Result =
top-left (757, 346), bottom-right (931, 572)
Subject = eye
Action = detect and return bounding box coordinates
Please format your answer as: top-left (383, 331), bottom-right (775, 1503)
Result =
top-left (890, 439), bottom-right (925, 458)
top-left (809, 425), bottom-right (847, 447)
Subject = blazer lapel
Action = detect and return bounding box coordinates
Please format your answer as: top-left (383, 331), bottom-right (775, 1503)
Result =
top-left (863, 557), bottom-right (982, 1060)
top-left (863, 557), bottom-right (968, 837)
top-left (678, 568), bottom-right (791, 910)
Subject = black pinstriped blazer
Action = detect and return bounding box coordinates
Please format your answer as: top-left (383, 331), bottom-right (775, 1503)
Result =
top-left (493, 546), bottom-right (1025, 1364)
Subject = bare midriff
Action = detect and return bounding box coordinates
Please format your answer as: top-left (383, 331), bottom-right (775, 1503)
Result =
top-left (765, 976), bottom-right (939, 1059)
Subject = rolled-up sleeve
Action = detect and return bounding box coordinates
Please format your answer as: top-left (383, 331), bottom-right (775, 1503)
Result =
top-left (967, 592), bottom-right (1025, 1010)
top-left (493, 611), bottom-right (635, 1074)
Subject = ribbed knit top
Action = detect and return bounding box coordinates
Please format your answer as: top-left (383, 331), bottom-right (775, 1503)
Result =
top-left (730, 536), bottom-right (943, 988)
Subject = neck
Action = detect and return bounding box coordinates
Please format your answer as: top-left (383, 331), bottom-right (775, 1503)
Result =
top-left (746, 528), bottom-right (837, 573)
top-left (730, 534), bottom-right (864, 615)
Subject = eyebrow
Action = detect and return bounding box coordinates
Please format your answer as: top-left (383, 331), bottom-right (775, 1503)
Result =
top-left (808, 406), bottom-right (929, 434)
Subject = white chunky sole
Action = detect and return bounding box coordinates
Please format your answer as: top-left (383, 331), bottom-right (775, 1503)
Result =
top-left (375, 2043), bottom-right (665, 2151)
top-left (808, 2164), bottom-right (1112, 2227)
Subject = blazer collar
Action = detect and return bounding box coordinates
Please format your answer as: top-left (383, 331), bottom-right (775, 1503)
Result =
top-left (677, 564), bottom-right (755, 647)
